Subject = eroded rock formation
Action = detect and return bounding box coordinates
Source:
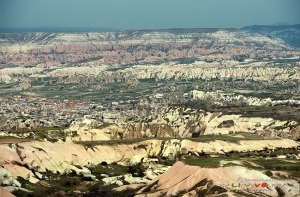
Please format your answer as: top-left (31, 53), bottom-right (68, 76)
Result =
top-left (136, 161), bottom-right (300, 196)
top-left (0, 29), bottom-right (297, 67)
top-left (0, 138), bottom-right (298, 186)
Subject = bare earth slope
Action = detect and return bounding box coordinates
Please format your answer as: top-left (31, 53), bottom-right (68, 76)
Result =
top-left (0, 187), bottom-right (15, 197)
top-left (136, 161), bottom-right (300, 197)
top-left (0, 139), bottom-right (298, 185)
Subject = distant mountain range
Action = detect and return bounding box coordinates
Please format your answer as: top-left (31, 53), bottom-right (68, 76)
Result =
top-left (1, 24), bottom-right (299, 48)
top-left (241, 24), bottom-right (300, 48)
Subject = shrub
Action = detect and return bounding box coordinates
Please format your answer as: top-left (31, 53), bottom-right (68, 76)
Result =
top-left (265, 170), bottom-right (273, 177)
top-left (127, 163), bottom-right (145, 177)
top-left (275, 186), bottom-right (285, 197)
top-left (192, 132), bottom-right (200, 138)
top-left (217, 120), bottom-right (234, 128)
top-left (270, 152), bottom-right (277, 157)
top-left (207, 185), bottom-right (227, 194)
top-left (82, 184), bottom-right (136, 197)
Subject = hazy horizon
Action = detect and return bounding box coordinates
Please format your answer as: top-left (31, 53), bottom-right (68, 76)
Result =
top-left (1, 0), bottom-right (300, 30)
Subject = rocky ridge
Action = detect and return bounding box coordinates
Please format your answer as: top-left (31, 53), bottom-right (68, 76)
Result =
top-left (136, 161), bottom-right (300, 197)
top-left (0, 29), bottom-right (297, 67)
top-left (0, 138), bottom-right (298, 186)
top-left (2, 107), bottom-right (298, 142)
top-left (190, 90), bottom-right (300, 106)
top-left (241, 24), bottom-right (300, 48)
top-left (63, 108), bottom-right (298, 142)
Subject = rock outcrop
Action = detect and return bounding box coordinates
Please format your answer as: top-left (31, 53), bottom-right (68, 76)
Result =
top-left (136, 161), bottom-right (300, 197)
top-left (190, 90), bottom-right (300, 106)
top-left (85, 109), bottom-right (296, 140)
top-left (291, 126), bottom-right (300, 140)
top-left (2, 61), bottom-right (300, 84)
top-left (0, 138), bottom-right (298, 186)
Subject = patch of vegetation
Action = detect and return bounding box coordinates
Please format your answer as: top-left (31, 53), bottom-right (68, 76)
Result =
top-left (179, 99), bottom-right (300, 122)
top-left (138, 78), bottom-right (156, 83)
top-left (127, 162), bottom-right (146, 177)
top-left (0, 136), bottom-right (30, 143)
top-left (140, 180), bottom-right (159, 193)
top-left (12, 185), bottom-right (69, 197)
top-left (8, 126), bottom-right (69, 142)
top-left (182, 99), bottom-right (211, 110)
top-left (10, 126), bottom-right (68, 133)
top-left (191, 132), bottom-right (200, 138)
top-left (234, 132), bottom-right (264, 140)
top-left (265, 170), bottom-right (273, 177)
top-left (171, 189), bottom-right (188, 197)
top-left (196, 188), bottom-right (208, 196)
top-left (252, 158), bottom-right (300, 173)
top-left (232, 190), bottom-right (256, 197)
top-left (275, 186), bottom-right (285, 197)
top-left (157, 157), bottom-right (177, 166)
top-left (181, 155), bottom-right (230, 168)
top-left (82, 184), bottom-right (137, 197)
top-left (89, 163), bottom-right (128, 180)
top-left (60, 177), bottom-right (81, 188)
top-left (188, 178), bottom-right (209, 192)
top-left (13, 175), bottom-right (83, 197)
top-left (190, 134), bottom-right (241, 143)
top-left (217, 120), bottom-right (234, 128)
top-left (75, 138), bottom-right (150, 149)
top-left (207, 185), bottom-right (227, 194)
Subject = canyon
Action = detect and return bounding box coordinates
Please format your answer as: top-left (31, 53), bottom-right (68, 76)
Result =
top-left (1, 28), bottom-right (300, 196)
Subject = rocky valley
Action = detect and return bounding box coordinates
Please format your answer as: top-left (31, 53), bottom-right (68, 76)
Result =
top-left (0, 27), bottom-right (300, 197)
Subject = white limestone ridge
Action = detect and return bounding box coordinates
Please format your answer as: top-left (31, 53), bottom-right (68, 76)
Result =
top-left (189, 90), bottom-right (300, 106)
top-left (0, 138), bottom-right (298, 187)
